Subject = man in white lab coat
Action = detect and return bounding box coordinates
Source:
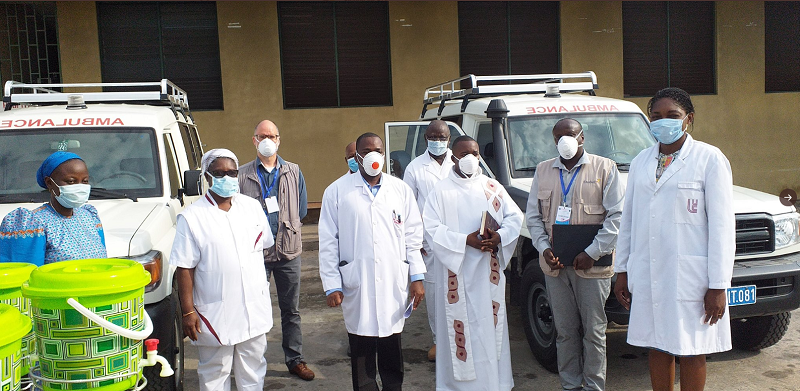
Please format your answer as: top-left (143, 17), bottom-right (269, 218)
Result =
top-left (402, 119), bottom-right (454, 361)
top-left (319, 132), bottom-right (426, 391)
top-left (423, 136), bottom-right (523, 390)
top-left (171, 149), bottom-right (274, 391)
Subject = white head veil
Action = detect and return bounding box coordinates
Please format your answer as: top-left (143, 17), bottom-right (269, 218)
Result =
top-left (201, 148), bottom-right (239, 174)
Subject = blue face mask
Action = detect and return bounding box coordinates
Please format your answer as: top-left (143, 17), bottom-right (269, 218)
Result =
top-left (649, 116), bottom-right (688, 145)
top-left (347, 157), bottom-right (359, 173)
top-left (427, 140), bottom-right (448, 157)
top-left (209, 175), bottom-right (239, 198)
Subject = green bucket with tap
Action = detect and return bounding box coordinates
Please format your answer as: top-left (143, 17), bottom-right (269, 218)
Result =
top-left (21, 259), bottom-right (151, 391)
top-left (0, 303), bottom-right (31, 391)
top-left (0, 263), bottom-right (37, 377)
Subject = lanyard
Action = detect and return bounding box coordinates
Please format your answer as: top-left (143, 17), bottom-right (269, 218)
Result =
top-left (256, 166), bottom-right (279, 201)
top-left (559, 166), bottom-right (581, 206)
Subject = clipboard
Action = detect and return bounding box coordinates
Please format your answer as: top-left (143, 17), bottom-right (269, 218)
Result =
top-left (551, 224), bottom-right (613, 266)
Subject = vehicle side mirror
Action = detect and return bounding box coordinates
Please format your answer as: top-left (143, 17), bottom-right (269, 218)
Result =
top-left (182, 170), bottom-right (202, 196)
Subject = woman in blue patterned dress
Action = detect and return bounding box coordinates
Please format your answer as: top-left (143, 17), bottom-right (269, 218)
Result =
top-left (0, 151), bottom-right (106, 266)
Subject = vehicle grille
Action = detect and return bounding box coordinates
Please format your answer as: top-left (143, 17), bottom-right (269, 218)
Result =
top-left (732, 276), bottom-right (794, 299)
top-left (736, 215), bottom-right (774, 256)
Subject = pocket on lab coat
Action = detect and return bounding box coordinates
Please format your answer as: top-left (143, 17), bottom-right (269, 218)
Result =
top-left (252, 223), bottom-right (266, 253)
top-left (676, 254), bottom-right (709, 302)
top-left (194, 300), bottom-right (225, 346)
top-left (675, 182), bottom-right (707, 226)
top-left (339, 260), bottom-right (360, 290)
top-left (397, 260), bottom-right (410, 291)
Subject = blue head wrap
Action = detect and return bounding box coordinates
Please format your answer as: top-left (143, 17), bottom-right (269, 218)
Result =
top-left (36, 151), bottom-right (83, 188)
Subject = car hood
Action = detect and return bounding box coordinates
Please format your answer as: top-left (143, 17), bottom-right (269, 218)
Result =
top-left (0, 199), bottom-right (160, 258)
top-left (508, 174), bottom-right (795, 216)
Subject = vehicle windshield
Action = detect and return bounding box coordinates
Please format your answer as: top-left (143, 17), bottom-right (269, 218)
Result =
top-left (507, 113), bottom-right (654, 177)
top-left (0, 127), bottom-right (161, 203)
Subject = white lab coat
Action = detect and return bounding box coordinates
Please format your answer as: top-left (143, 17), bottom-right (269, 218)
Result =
top-left (404, 150), bottom-right (454, 217)
top-left (615, 135), bottom-right (735, 355)
top-left (403, 150), bottom-right (454, 343)
top-left (171, 193), bottom-right (274, 347)
top-left (319, 172), bottom-right (425, 337)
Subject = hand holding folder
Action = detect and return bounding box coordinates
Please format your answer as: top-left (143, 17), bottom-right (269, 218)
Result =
top-left (551, 224), bottom-right (613, 267)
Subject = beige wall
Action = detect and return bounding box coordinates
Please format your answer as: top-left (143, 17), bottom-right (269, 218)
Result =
top-left (55, 1), bottom-right (800, 201)
top-left (57, 2), bottom-right (102, 85)
top-left (560, 1), bottom-right (625, 99)
top-left (195, 1), bottom-right (461, 202)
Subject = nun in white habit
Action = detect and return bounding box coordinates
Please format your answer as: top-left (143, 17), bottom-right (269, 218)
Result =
top-left (171, 148), bottom-right (274, 391)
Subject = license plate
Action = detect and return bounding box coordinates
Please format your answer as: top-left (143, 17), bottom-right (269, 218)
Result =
top-left (727, 285), bottom-right (757, 306)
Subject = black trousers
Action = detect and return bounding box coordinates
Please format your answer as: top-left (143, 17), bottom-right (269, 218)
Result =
top-left (348, 333), bottom-right (404, 391)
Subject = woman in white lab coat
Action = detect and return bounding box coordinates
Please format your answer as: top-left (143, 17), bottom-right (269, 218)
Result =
top-left (613, 88), bottom-right (735, 391)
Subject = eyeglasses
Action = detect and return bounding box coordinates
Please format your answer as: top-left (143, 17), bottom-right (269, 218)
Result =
top-left (426, 136), bottom-right (448, 142)
top-left (207, 170), bottom-right (239, 178)
top-left (255, 134), bottom-right (280, 141)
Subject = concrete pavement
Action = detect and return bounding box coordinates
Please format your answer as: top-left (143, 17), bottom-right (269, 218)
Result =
top-left (179, 224), bottom-right (800, 390)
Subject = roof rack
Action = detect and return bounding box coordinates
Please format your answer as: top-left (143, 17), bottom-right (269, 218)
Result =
top-left (421, 71), bottom-right (598, 117)
top-left (3, 79), bottom-right (193, 120)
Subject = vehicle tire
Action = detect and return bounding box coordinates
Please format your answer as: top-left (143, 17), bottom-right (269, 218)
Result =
top-left (731, 312), bottom-right (791, 351)
top-left (144, 286), bottom-right (184, 391)
top-left (521, 264), bottom-right (558, 373)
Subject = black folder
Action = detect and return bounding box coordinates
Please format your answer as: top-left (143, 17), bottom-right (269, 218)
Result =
top-left (551, 224), bottom-right (613, 266)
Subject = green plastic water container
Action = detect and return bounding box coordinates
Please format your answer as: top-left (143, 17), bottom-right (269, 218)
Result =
top-left (0, 303), bottom-right (32, 391)
top-left (21, 259), bottom-right (151, 391)
top-left (0, 263), bottom-right (38, 376)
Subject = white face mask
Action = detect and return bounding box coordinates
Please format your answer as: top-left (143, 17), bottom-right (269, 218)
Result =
top-left (557, 131), bottom-right (583, 160)
top-left (258, 138), bottom-right (278, 157)
top-left (357, 151), bottom-right (384, 176)
top-left (454, 154), bottom-right (480, 176)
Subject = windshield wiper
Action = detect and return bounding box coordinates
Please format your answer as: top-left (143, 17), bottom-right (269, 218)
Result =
top-left (516, 167), bottom-right (537, 172)
top-left (616, 162), bottom-right (630, 172)
top-left (91, 187), bottom-right (138, 202)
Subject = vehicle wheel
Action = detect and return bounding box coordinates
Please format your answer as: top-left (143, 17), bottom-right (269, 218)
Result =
top-left (144, 287), bottom-right (184, 391)
top-left (731, 312), bottom-right (791, 351)
top-left (521, 264), bottom-right (558, 373)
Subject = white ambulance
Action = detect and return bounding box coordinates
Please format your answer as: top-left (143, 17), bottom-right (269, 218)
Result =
top-left (385, 72), bottom-right (800, 372)
top-left (0, 80), bottom-right (204, 391)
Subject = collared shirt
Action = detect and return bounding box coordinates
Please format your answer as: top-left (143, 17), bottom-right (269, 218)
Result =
top-left (526, 153), bottom-right (624, 260)
top-left (361, 174), bottom-right (383, 197)
top-left (257, 156), bottom-right (308, 237)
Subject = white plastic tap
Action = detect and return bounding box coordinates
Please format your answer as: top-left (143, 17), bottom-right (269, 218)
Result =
top-left (140, 339), bottom-right (175, 377)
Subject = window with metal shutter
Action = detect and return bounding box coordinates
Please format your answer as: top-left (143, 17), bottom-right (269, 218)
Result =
top-left (765, 1), bottom-right (800, 93)
top-left (278, 2), bottom-right (391, 109)
top-left (622, 1), bottom-right (715, 97)
top-left (458, 1), bottom-right (560, 80)
top-left (97, 2), bottom-right (223, 110)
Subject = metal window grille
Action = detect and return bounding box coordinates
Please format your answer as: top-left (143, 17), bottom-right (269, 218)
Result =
top-left (0, 2), bottom-right (60, 89)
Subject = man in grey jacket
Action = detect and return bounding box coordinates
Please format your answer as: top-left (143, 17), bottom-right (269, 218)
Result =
top-left (239, 119), bottom-right (314, 381)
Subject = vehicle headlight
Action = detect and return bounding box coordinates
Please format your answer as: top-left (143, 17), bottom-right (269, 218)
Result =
top-left (122, 250), bottom-right (163, 293)
top-left (774, 213), bottom-right (800, 250)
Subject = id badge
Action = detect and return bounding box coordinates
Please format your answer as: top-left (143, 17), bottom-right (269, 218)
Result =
top-left (555, 205), bottom-right (571, 225)
top-left (265, 196), bottom-right (280, 214)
